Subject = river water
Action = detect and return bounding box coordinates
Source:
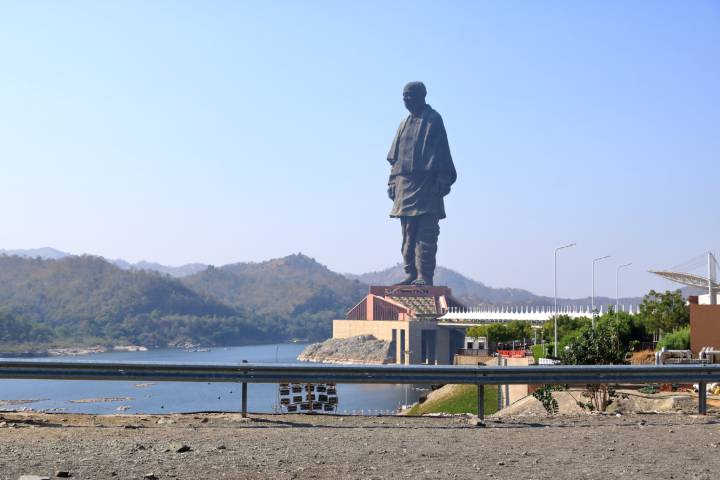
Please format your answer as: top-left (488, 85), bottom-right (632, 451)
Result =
top-left (0, 343), bottom-right (422, 414)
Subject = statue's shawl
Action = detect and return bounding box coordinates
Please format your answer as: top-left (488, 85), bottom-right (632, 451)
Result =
top-left (387, 105), bottom-right (456, 183)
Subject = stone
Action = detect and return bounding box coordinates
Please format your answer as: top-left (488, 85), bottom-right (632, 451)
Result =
top-left (54, 472), bottom-right (71, 478)
top-left (18, 476), bottom-right (51, 480)
top-left (171, 443), bottom-right (192, 453)
top-left (143, 474), bottom-right (158, 480)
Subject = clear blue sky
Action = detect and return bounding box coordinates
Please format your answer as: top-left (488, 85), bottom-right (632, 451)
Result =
top-left (1, 1), bottom-right (718, 299)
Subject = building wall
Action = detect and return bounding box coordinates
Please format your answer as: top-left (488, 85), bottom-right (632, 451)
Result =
top-left (333, 319), bottom-right (454, 365)
top-left (690, 304), bottom-right (720, 355)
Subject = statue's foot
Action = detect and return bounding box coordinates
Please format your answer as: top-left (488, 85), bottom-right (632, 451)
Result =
top-left (394, 274), bottom-right (417, 286)
top-left (412, 277), bottom-right (433, 286)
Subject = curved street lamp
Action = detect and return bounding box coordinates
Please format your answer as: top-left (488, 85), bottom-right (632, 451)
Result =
top-left (592, 255), bottom-right (611, 328)
top-left (554, 242), bottom-right (576, 356)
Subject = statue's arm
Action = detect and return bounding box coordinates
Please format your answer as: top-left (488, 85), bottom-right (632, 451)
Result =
top-left (387, 176), bottom-right (396, 200)
top-left (435, 172), bottom-right (453, 196)
top-left (429, 117), bottom-right (456, 196)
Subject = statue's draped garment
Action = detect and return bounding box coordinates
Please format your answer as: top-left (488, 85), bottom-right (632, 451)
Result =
top-left (387, 104), bottom-right (457, 218)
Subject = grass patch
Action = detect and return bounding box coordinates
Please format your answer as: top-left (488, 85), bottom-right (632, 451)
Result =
top-left (405, 385), bottom-right (498, 416)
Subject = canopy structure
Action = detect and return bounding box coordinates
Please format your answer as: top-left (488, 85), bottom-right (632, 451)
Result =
top-left (650, 252), bottom-right (718, 305)
top-left (648, 270), bottom-right (720, 290)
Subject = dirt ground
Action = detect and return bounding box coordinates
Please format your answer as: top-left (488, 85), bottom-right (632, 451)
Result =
top-left (1, 411), bottom-right (720, 480)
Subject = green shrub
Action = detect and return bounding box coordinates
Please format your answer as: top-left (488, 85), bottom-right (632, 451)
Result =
top-left (531, 344), bottom-right (547, 363)
top-left (656, 326), bottom-right (690, 350)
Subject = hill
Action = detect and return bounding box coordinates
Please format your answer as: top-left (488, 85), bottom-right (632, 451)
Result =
top-left (0, 247), bottom-right (70, 260)
top-left (348, 264), bottom-right (639, 307)
top-left (0, 255), bottom-right (266, 350)
top-left (111, 259), bottom-right (208, 278)
top-left (182, 253), bottom-right (367, 340)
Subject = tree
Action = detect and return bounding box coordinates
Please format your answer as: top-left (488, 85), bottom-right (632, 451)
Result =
top-left (540, 314), bottom-right (592, 353)
top-left (561, 323), bottom-right (629, 411)
top-left (466, 321), bottom-right (533, 344)
top-left (595, 310), bottom-right (650, 351)
top-left (656, 326), bottom-right (690, 350)
top-left (638, 289), bottom-right (689, 339)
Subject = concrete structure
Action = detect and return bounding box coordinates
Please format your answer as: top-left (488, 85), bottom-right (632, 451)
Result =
top-left (689, 294), bottom-right (720, 356)
top-left (333, 285), bottom-right (466, 365)
top-left (463, 335), bottom-right (487, 351)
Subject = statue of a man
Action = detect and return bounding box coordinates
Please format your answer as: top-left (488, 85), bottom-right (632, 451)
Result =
top-left (387, 82), bottom-right (456, 286)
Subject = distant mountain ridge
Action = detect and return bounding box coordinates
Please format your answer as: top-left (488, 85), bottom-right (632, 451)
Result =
top-left (0, 247), bottom-right (70, 260)
top-left (1, 247), bottom-right (207, 278)
top-left (3, 247), bottom-right (643, 306)
top-left (348, 264), bottom-right (640, 307)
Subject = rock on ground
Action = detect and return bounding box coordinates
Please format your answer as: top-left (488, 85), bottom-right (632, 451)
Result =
top-left (298, 335), bottom-right (393, 364)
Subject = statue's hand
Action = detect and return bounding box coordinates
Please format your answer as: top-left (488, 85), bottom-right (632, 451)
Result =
top-left (436, 179), bottom-right (451, 196)
top-left (387, 183), bottom-right (396, 200)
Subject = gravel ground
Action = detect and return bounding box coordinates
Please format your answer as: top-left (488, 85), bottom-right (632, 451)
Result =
top-left (1, 411), bottom-right (720, 479)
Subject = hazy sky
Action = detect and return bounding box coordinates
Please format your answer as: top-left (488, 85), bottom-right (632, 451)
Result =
top-left (1, 1), bottom-right (718, 299)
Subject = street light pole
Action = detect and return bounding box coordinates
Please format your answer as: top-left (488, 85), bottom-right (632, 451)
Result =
top-left (592, 255), bottom-right (611, 329)
top-left (616, 263), bottom-right (632, 316)
top-left (554, 242), bottom-right (576, 357)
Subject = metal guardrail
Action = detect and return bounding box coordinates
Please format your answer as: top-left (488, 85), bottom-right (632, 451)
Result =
top-left (1, 360), bottom-right (718, 423)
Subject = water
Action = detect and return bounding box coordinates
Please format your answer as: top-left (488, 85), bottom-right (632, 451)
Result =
top-left (0, 343), bottom-right (422, 414)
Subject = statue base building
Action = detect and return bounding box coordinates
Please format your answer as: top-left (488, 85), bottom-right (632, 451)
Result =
top-left (333, 285), bottom-right (466, 365)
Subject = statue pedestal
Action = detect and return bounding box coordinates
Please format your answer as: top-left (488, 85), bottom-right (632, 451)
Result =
top-left (335, 285), bottom-right (466, 365)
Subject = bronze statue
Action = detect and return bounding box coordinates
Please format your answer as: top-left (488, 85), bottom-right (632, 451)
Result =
top-left (387, 82), bottom-right (456, 286)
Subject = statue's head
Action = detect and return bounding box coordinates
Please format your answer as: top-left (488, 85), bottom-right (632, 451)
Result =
top-left (403, 82), bottom-right (427, 115)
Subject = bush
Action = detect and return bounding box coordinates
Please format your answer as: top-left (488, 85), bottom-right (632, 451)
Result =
top-left (561, 323), bottom-right (628, 411)
top-left (656, 326), bottom-right (690, 350)
top-left (531, 344), bottom-right (547, 363)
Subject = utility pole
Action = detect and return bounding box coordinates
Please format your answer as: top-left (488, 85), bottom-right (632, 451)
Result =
top-left (554, 243), bottom-right (576, 357)
top-left (592, 255), bottom-right (610, 328)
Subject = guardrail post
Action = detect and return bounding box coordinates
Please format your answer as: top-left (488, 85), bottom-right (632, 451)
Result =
top-left (241, 360), bottom-right (248, 418)
top-left (699, 381), bottom-right (707, 415)
top-left (476, 384), bottom-right (485, 426)
top-left (497, 356), bottom-right (503, 411)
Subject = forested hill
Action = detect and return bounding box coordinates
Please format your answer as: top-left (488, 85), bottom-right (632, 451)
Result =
top-left (181, 254), bottom-right (367, 340)
top-left (0, 254), bottom-right (367, 350)
top-left (0, 255), bottom-right (266, 349)
top-left (0, 251), bottom-right (644, 351)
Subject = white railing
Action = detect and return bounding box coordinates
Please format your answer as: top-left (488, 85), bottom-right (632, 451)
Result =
top-left (439, 304), bottom-right (636, 325)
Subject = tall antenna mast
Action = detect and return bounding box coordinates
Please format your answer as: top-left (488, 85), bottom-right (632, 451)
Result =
top-left (709, 252), bottom-right (717, 305)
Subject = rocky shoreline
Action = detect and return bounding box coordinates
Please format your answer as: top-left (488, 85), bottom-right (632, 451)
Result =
top-left (0, 345), bottom-right (148, 358)
top-left (297, 335), bottom-right (393, 364)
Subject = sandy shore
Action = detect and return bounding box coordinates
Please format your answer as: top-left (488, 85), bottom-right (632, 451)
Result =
top-left (1, 411), bottom-right (719, 479)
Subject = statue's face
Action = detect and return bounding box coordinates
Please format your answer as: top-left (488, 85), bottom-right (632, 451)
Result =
top-left (403, 89), bottom-right (425, 114)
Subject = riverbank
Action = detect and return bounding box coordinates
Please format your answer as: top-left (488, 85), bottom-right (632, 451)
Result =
top-left (0, 344), bottom-right (149, 358)
top-left (1, 411), bottom-right (718, 479)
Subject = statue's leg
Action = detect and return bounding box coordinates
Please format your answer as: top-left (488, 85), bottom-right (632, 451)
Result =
top-left (395, 217), bottom-right (418, 285)
top-left (414, 214), bottom-right (439, 285)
